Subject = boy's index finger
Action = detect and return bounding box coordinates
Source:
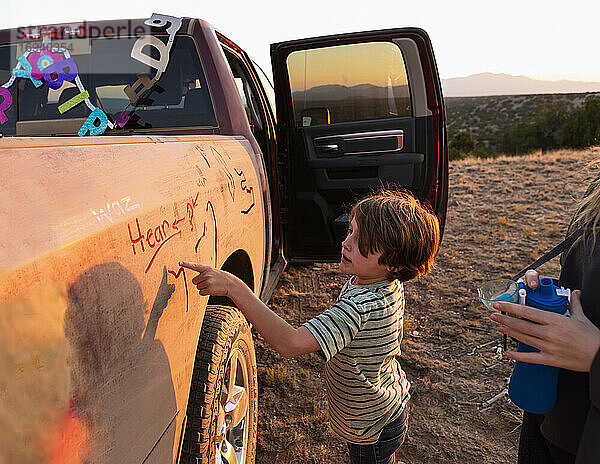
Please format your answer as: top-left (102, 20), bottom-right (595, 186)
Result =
top-left (178, 261), bottom-right (209, 273)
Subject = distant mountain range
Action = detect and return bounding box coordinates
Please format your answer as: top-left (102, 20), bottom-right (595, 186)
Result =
top-left (292, 83), bottom-right (409, 100)
top-left (291, 74), bottom-right (600, 102)
top-left (442, 72), bottom-right (600, 97)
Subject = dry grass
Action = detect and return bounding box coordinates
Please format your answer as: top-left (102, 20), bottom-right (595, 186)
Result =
top-left (403, 313), bottom-right (418, 335)
top-left (264, 366), bottom-right (295, 385)
top-left (514, 204), bottom-right (527, 212)
top-left (255, 147), bottom-right (599, 463)
top-left (472, 234), bottom-right (489, 244)
top-left (544, 222), bottom-right (562, 237)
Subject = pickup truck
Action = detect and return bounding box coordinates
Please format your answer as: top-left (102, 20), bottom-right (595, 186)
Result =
top-left (0, 14), bottom-right (448, 464)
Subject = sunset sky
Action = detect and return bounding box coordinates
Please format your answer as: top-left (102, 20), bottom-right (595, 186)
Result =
top-left (2, 0), bottom-right (599, 83)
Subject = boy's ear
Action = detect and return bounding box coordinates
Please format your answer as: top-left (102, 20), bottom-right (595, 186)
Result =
top-left (386, 265), bottom-right (403, 274)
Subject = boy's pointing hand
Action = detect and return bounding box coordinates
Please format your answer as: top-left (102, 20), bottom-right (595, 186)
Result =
top-left (179, 261), bottom-right (236, 297)
top-left (179, 261), bottom-right (210, 273)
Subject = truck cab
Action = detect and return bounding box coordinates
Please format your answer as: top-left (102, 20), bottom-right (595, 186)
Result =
top-left (0, 15), bottom-right (447, 464)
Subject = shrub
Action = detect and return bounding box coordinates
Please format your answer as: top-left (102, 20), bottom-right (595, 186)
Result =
top-left (450, 129), bottom-right (476, 153)
top-left (501, 96), bottom-right (600, 155)
top-left (556, 96), bottom-right (600, 148)
top-left (449, 130), bottom-right (488, 160)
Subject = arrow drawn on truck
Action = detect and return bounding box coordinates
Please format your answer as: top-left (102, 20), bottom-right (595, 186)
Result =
top-left (144, 229), bottom-right (182, 274)
top-left (127, 192), bottom-right (200, 274)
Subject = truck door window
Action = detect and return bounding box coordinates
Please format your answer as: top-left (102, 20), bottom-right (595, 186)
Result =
top-left (251, 59), bottom-right (276, 118)
top-left (223, 50), bottom-right (269, 156)
top-left (286, 41), bottom-right (412, 126)
top-left (233, 76), bottom-right (254, 127)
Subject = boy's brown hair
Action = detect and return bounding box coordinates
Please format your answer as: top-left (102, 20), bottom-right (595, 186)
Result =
top-left (350, 189), bottom-right (440, 282)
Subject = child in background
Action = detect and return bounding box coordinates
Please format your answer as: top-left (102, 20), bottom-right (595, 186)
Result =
top-left (180, 189), bottom-right (440, 464)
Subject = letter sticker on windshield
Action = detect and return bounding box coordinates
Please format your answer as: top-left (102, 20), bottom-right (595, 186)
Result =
top-left (28, 51), bottom-right (64, 80)
top-left (43, 57), bottom-right (79, 90)
top-left (117, 14), bottom-right (183, 124)
top-left (78, 108), bottom-right (109, 136)
top-left (2, 48), bottom-right (113, 134)
top-left (123, 73), bottom-right (154, 104)
top-left (2, 14), bottom-right (182, 135)
top-left (0, 87), bottom-right (13, 124)
top-left (58, 90), bottom-right (89, 114)
top-left (144, 13), bottom-right (182, 37)
top-left (11, 56), bottom-right (43, 87)
top-left (115, 110), bottom-right (131, 128)
top-left (130, 35), bottom-right (170, 74)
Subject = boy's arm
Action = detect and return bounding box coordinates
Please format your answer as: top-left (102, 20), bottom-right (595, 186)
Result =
top-left (180, 262), bottom-right (320, 358)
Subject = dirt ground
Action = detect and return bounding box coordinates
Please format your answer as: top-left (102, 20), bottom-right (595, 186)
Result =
top-left (253, 148), bottom-right (599, 464)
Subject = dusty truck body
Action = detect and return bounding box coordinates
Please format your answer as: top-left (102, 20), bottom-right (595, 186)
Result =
top-left (0, 14), bottom-right (448, 464)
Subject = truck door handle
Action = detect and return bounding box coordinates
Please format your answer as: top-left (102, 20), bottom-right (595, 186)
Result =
top-left (339, 129), bottom-right (403, 145)
top-left (314, 129), bottom-right (404, 156)
top-left (340, 130), bottom-right (404, 153)
top-left (318, 144), bottom-right (339, 152)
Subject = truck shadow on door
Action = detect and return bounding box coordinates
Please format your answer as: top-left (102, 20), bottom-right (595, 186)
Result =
top-left (63, 263), bottom-right (177, 464)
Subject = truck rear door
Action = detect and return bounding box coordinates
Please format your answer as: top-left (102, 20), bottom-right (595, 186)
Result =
top-left (271, 28), bottom-right (447, 262)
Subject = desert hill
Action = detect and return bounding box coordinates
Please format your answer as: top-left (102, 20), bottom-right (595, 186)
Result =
top-left (445, 92), bottom-right (600, 154)
top-left (442, 72), bottom-right (600, 97)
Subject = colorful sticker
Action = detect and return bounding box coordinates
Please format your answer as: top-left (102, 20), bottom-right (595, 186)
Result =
top-left (28, 51), bottom-right (64, 80)
top-left (78, 108), bottom-right (108, 137)
top-left (43, 57), bottom-right (79, 90)
top-left (0, 87), bottom-right (13, 124)
top-left (12, 56), bottom-right (43, 87)
top-left (73, 74), bottom-right (97, 114)
top-left (58, 90), bottom-right (89, 114)
top-left (115, 110), bottom-right (131, 128)
top-left (1, 13), bottom-right (182, 136)
top-left (1, 47), bottom-right (114, 133)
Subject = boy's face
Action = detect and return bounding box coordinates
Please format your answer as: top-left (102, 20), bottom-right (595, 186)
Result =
top-left (340, 217), bottom-right (390, 285)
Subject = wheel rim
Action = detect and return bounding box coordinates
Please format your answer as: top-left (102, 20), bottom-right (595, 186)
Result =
top-left (216, 346), bottom-right (249, 464)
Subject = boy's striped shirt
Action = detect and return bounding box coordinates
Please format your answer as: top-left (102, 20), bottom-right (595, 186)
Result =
top-left (303, 278), bottom-right (410, 444)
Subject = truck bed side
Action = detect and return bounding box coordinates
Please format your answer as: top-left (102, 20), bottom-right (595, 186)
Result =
top-left (0, 134), bottom-right (265, 463)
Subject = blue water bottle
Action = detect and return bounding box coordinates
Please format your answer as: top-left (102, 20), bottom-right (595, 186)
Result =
top-left (507, 277), bottom-right (569, 414)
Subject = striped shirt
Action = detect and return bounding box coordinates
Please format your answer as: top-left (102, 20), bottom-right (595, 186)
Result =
top-left (303, 277), bottom-right (410, 444)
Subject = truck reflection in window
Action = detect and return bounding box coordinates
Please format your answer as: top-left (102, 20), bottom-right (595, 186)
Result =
top-left (0, 36), bottom-right (217, 136)
top-left (286, 41), bottom-right (412, 126)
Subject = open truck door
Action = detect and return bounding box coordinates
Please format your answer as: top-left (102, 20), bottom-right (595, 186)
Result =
top-left (271, 28), bottom-right (448, 262)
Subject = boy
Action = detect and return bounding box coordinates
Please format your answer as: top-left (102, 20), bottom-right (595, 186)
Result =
top-left (180, 189), bottom-right (440, 464)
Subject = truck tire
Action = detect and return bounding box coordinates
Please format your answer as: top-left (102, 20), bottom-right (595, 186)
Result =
top-left (180, 305), bottom-right (258, 464)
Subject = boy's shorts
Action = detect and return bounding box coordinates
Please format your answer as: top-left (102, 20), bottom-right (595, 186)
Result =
top-left (346, 402), bottom-right (409, 464)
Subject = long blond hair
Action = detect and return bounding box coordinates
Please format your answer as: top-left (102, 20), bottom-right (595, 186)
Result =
top-left (568, 166), bottom-right (600, 255)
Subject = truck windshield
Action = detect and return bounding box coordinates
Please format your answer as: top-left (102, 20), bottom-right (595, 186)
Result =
top-left (0, 35), bottom-right (217, 136)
